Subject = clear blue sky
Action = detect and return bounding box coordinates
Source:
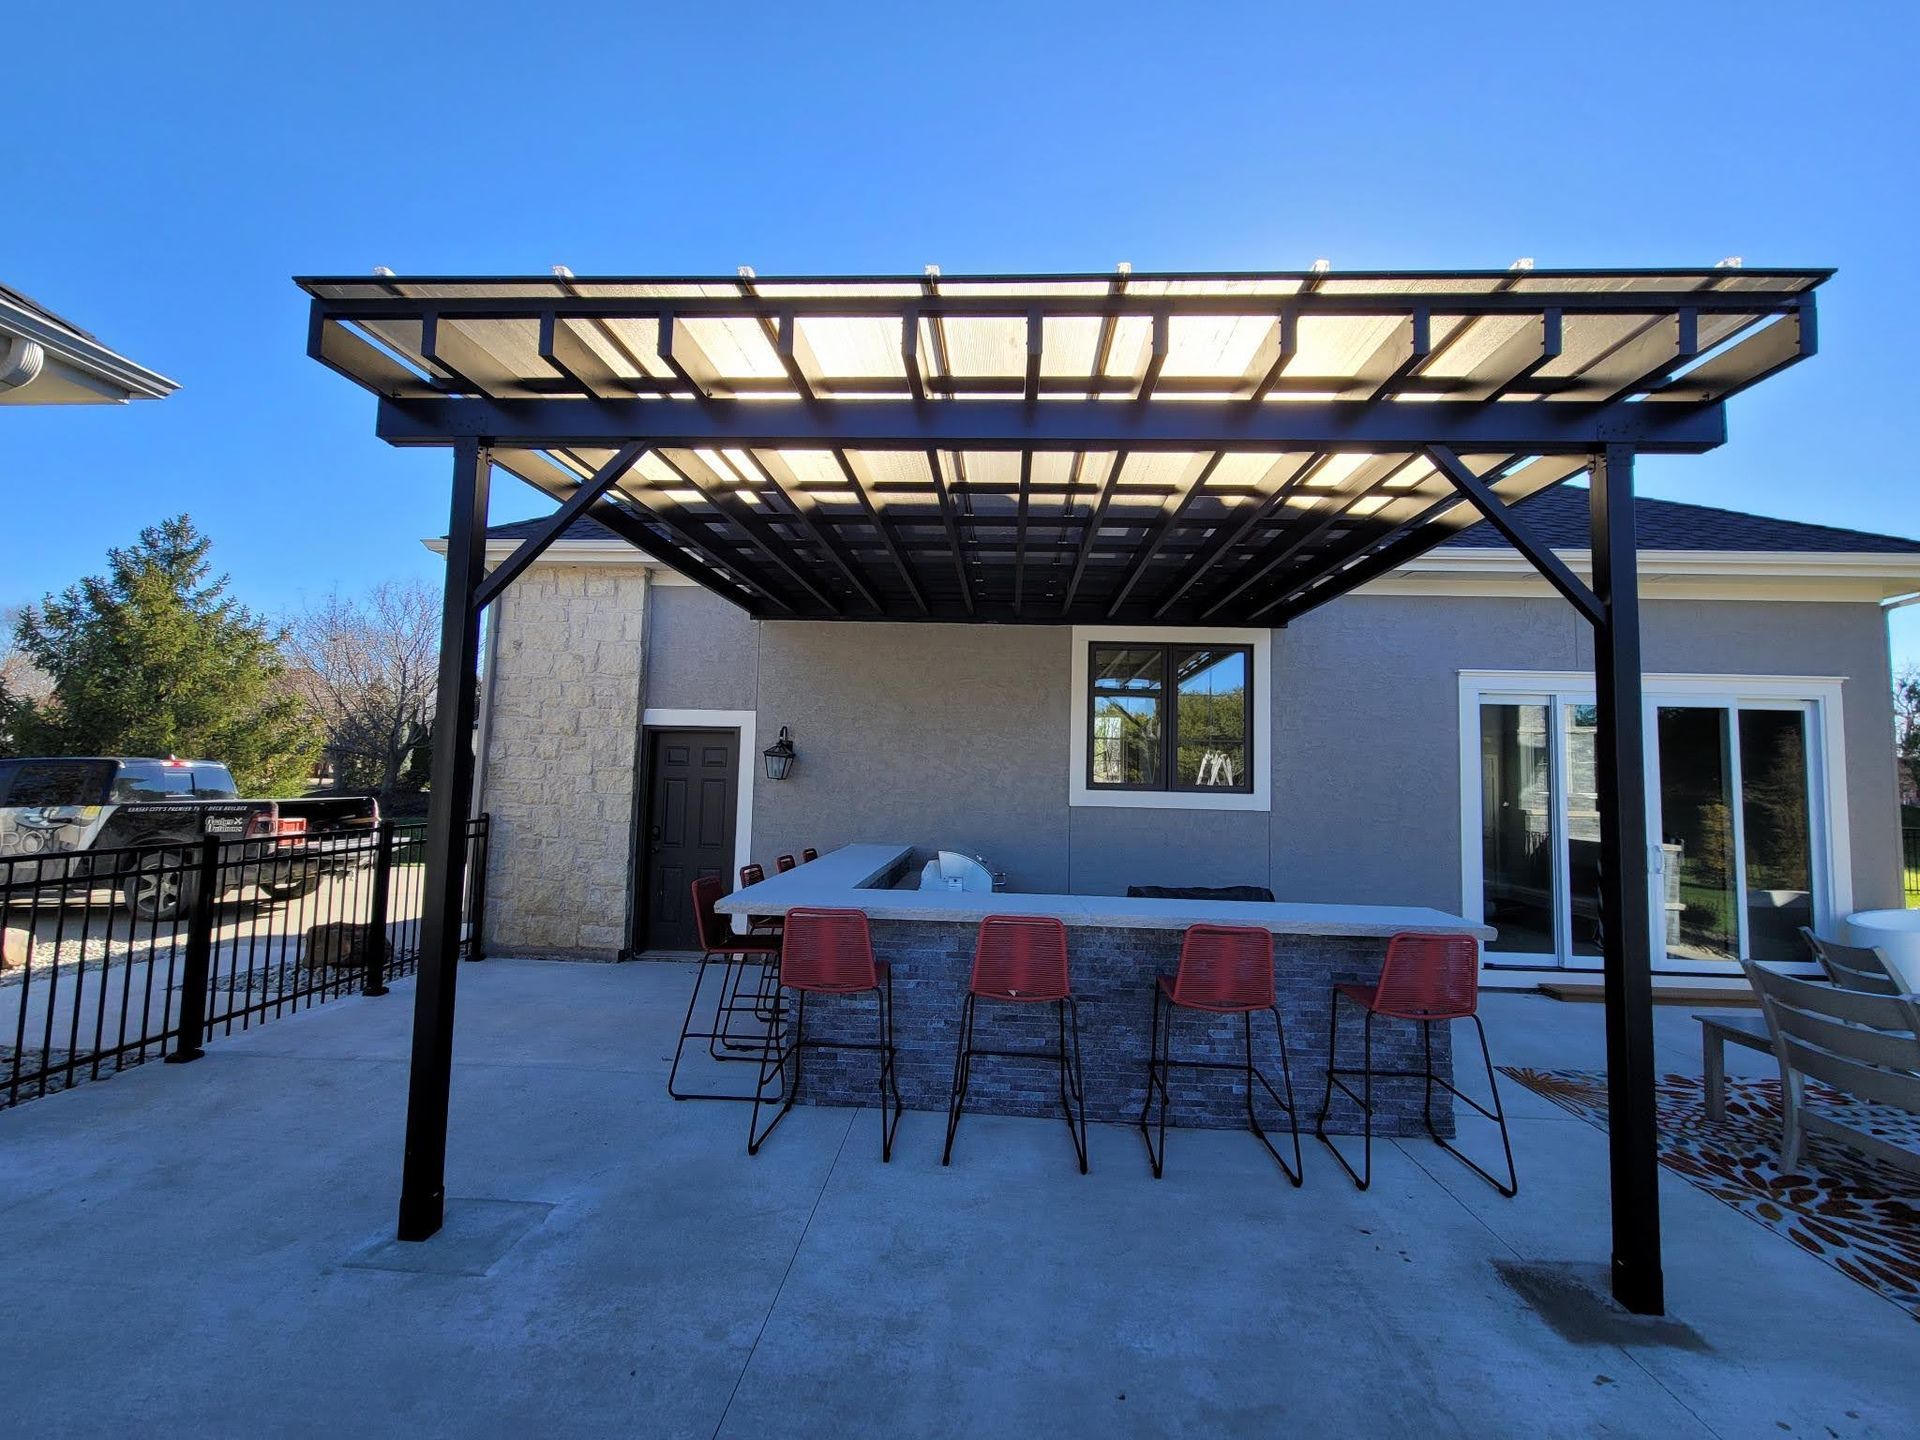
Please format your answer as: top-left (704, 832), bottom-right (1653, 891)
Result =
top-left (5, 2), bottom-right (1917, 660)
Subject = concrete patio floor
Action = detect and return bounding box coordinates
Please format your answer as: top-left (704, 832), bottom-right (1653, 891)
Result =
top-left (1, 958), bottom-right (1912, 1439)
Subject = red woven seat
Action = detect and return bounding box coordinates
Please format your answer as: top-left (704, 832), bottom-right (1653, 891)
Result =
top-left (969, 914), bottom-right (1071, 1002)
top-left (775, 853), bottom-right (798, 873)
top-left (692, 874), bottom-right (778, 956)
top-left (780, 907), bottom-right (881, 993)
top-left (1162, 924), bottom-right (1275, 1013)
top-left (801, 847), bottom-right (819, 864)
top-left (1341, 933), bottom-right (1479, 1020)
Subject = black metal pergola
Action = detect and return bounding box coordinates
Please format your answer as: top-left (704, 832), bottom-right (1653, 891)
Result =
top-left (302, 264), bottom-right (1828, 1316)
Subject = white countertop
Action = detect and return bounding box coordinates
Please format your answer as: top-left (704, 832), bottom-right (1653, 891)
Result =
top-left (715, 844), bottom-right (1494, 941)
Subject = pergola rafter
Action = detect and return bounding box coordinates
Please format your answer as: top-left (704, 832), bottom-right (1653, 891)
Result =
top-left (301, 266), bottom-right (1831, 1319)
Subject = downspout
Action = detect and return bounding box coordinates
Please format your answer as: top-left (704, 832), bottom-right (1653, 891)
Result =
top-left (0, 334), bottom-right (47, 392)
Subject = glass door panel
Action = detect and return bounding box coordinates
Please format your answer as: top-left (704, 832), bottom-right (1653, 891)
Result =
top-left (1563, 703), bottom-right (1603, 961)
top-left (1654, 706), bottom-right (1739, 963)
top-left (1479, 703), bottom-right (1556, 957)
top-left (1738, 708), bottom-right (1815, 962)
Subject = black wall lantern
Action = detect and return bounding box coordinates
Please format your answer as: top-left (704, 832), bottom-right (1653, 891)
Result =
top-left (763, 726), bottom-right (796, 781)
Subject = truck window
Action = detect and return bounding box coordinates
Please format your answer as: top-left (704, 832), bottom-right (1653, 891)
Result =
top-left (112, 762), bottom-right (198, 802)
top-left (4, 760), bottom-right (114, 807)
top-left (189, 766), bottom-right (239, 799)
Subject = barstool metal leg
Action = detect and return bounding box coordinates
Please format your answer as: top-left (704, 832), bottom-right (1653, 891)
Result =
top-left (748, 988), bottom-right (805, 1154)
top-left (877, 968), bottom-right (903, 1162)
top-left (1138, 983), bottom-right (1173, 1178)
top-left (1426, 1014), bottom-right (1520, 1197)
top-left (1060, 996), bottom-right (1088, 1174)
top-left (1316, 991), bottom-right (1376, 1190)
top-left (942, 992), bottom-right (977, 1166)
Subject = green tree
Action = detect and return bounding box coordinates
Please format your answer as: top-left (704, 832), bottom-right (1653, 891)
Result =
top-left (1896, 664), bottom-right (1920, 810)
top-left (3, 516), bottom-right (320, 793)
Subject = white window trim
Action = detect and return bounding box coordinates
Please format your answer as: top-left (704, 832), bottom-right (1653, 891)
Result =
top-left (1456, 670), bottom-right (1851, 971)
top-left (640, 708), bottom-right (758, 887)
top-left (1068, 625), bottom-right (1271, 812)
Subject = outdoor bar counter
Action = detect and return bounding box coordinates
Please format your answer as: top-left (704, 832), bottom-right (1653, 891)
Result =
top-left (715, 845), bottom-right (1495, 1134)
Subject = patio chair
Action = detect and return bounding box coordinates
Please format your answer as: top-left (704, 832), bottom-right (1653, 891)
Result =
top-left (801, 847), bottom-right (819, 864)
top-left (666, 875), bottom-right (782, 1102)
top-left (1798, 926), bottom-right (1903, 995)
top-left (1742, 959), bottom-right (1920, 1176)
top-left (738, 863), bottom-right (783, 936)
top-left (775, 853), bottom-right (797, 873)
top-left (942, 915), bottom-right (1088, 1173)
top-left (749, 907), bottom-right (904, 1161)
top-left (1138, 924), bottom-right (1302, 1184)
top-left (1314, 932), bottom-right (1517, 1197)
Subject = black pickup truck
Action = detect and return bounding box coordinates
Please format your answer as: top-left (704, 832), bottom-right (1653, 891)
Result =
top-left (0, 756), bottom-right (379, 918)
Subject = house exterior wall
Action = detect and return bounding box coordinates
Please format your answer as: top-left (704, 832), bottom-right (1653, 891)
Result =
top-left (474, 567), bottom-right (1905, 957)
top-left (479, 565), bottom-right (649, 956)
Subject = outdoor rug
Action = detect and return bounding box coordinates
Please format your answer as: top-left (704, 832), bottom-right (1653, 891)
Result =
top-left (1501, 1067), bottom-right (1920, 1320)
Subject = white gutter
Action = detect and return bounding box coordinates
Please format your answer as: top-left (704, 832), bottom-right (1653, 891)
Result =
top-left (0, 292), bottom-right (178, 401)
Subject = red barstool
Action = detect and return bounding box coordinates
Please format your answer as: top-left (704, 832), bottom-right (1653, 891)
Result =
top-left (1139, 924), bottom-right (1302, 1184)
top-left (667, 875), bottom-right (783, 1102)
top-left (801, 847), bottom-right (819, 864)
top-left (942, 915), bottom-right (1088, 1173)
top-left (738, 862), bottom-right (783, 936)
top-left (775, 853), bottom-right (797, 873)
top-left (749, 907), bottom-right (903, 1160)
top-left (1314, 932), bottom-right (1516, 1196)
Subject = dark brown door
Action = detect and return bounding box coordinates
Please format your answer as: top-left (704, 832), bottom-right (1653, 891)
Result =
top-left (640, 729), bottom-right (738, 952)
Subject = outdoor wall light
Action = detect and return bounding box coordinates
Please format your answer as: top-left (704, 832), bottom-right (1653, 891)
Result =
top-left (763, 726), bottom-right (797, 781)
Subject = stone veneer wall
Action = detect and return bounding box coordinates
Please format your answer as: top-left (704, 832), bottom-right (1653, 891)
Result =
top-left (480, 565), bottom-right (648, 957)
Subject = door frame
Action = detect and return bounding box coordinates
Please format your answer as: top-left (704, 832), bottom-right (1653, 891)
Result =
top-left (628, 708), bottom-right (757, 953)
top-left (1459, 671), bottom-right (1849, 974)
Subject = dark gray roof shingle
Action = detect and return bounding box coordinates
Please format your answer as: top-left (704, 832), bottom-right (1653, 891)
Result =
top-left (1437, 484), bottom-right (1920, 554)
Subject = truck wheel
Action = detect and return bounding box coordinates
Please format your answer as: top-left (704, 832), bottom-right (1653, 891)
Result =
top-left (122, 852), bottom-right (200, 921)
top-left (261, 873), bottom-right (323, 902)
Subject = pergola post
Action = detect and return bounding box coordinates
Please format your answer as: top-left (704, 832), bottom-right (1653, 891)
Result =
top-left (397, 438), bottom-right (492, 1242)
top-left (1587, 444), bottom-right (1665, 1315)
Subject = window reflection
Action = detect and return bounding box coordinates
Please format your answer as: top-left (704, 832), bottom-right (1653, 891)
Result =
top-left (1090, 647), bottom-right (1164, 787)
top-left (1176, 647), bottom-right (1248, 789)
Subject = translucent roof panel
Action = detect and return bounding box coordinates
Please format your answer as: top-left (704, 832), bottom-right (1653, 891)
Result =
top-left (301, 266), bottom-right (1828, 626)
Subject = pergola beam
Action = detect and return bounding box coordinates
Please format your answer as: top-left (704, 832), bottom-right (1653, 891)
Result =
top-left (376, 395), bottom-right (1728, 453)
top-left (475, 443), bottom-right (645, 609)
top-left (1425, 446), bottom-right (1604, 625)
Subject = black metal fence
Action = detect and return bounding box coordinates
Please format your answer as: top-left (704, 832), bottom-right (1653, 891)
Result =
top-left (1, 814), bottom-right (489, 1110)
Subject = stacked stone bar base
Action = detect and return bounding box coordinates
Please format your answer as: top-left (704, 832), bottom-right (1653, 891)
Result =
top-left (779, 920), bottom-right (1452, 1135)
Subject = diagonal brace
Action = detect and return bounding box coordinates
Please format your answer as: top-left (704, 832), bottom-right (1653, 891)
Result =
top-left (1426, 446), bottom-right (1603, 627)
top-left (475, 443), bottom-right (646, 609)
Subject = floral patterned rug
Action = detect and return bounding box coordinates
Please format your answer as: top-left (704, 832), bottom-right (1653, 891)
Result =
top-left (1500, 1068), bottom-right (1920, 1320)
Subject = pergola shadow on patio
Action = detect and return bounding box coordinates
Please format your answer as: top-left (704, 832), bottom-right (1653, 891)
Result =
top-left (2, 960), bottom-right (1911, 1439)
top-left (299, 265), bottom-right (1830, 1314)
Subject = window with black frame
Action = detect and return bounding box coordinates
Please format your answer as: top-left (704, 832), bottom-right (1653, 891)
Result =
top-left (1088, 643), bottom-right (1253, 793)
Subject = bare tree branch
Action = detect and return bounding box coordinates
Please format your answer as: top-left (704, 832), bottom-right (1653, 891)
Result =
top-left (284, 581), bottom-right (439, 799)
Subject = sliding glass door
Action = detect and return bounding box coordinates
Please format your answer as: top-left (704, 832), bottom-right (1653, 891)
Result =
top-left (1472, 680), bottom-right (1831, 971)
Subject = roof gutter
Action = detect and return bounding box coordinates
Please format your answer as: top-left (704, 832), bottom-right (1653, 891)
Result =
top-left (0, 294), bottom-right (178, 401)
top-left (0, 332), bottom-right (45, 391)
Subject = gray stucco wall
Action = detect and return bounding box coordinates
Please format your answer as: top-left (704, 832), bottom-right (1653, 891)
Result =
top-left (751, 620), bottom-right (1073, 892)
top-left (480, 565), bottom-right (1904, 953)
top-left (1269, 596), bottom-right (1902, 914)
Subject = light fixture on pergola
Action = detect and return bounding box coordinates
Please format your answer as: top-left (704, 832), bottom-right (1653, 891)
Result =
top-left (303, 263), bottom-right (1827, 1317)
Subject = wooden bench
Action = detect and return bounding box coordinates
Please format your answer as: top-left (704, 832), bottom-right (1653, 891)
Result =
top-left (1694, 1013), bottom-right (1775, 1122)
